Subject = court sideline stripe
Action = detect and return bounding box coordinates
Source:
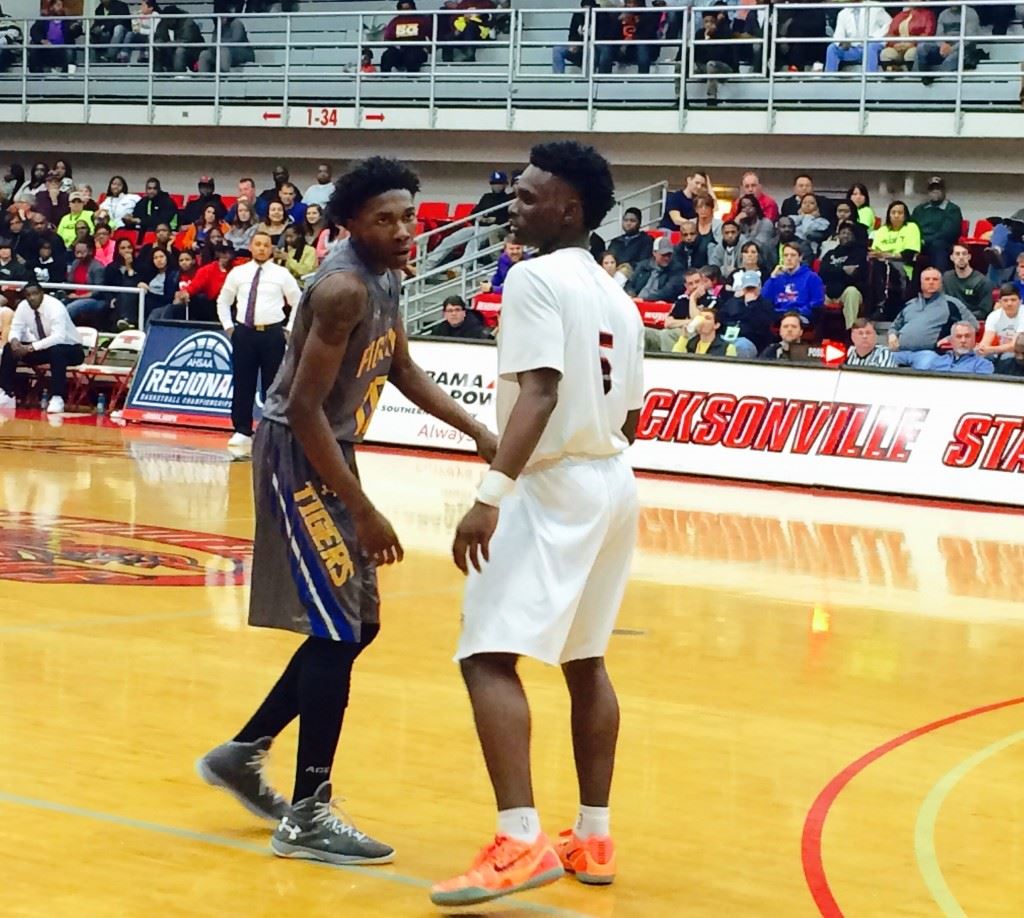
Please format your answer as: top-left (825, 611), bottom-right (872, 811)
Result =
top-left (913, 728), bottom-right (1024, 918)
top-left (0, 790), bottom-right (594, 918)
top-left (800, 695), bottom-right (1024, 917)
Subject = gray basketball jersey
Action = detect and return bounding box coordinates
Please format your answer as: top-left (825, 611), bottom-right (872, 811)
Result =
top-left (262, 238), bottom-right (402, 443)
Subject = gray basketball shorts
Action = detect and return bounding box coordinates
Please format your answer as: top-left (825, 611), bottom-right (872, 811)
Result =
top-left (248, 419), bottom-right (379, 642)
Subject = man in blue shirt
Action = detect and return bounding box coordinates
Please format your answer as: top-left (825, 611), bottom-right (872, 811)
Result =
top-left (659, 172), bottom-right (707, 229)
top-left (907, 322), bottom-right (994, 375)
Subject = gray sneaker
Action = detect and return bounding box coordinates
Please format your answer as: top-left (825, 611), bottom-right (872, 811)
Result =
top-left (196, 736), bottom-right (288, 822)
top-left (270, 781), bottom-right (395, 865)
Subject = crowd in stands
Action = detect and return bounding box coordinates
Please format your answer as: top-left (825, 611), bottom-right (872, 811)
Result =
top-left (0, 159), bottom-right (342, 332)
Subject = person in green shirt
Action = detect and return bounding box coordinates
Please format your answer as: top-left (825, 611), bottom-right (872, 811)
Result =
top-left (942, 243), bottom-right (994, 320)
top-left (910, 176), bottom-right (963, 272)
top-left (847, 182), bottom-right (876, 232)
top-left (870, 200), bottom-right (920, 278)
top-left (55, 191), bottom-right (94, 248)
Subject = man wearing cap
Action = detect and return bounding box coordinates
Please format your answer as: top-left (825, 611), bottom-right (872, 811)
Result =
top-left (0, 283), bottom-right (84, 414)
top-left (716, 270), bottom-right (775, 358)
top-left (423, 171), bottom-right (513, 274)
top-left (609, 207), bottom-right (653, 268)
top-left (56, 191), bottom-right (95, 247)
top-left (911, 177), bottom-right (963, 272)
top-left (181, 176), bottom-right (226, 225)
top-left (627, 235), bottom-right (686, 303)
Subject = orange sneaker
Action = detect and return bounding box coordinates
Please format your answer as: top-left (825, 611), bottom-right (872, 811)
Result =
top-left (555, 828), bottom-right (616, 885)
top-left (429, 833), bottom-right (564, 907)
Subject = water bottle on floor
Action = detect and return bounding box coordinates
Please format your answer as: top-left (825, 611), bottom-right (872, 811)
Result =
top-left (40, 389), bottom-right (49, 412)
top-left (96, 394), bottom-right (107, 416)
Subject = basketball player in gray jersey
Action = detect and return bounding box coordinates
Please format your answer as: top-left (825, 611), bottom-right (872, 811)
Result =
top-left (198, 157), bottom-right (496, 865)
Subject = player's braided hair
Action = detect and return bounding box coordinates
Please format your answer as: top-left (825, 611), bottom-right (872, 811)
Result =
top-left (528, 141), bottom-right (616, 232)
top-left (327, 156), bottom-right (421, 226)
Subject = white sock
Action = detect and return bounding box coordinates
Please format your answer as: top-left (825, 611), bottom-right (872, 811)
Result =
top-left (575, 805), bottom-right (610, 839)
top-left (497, 807), bottom-right (541, 843)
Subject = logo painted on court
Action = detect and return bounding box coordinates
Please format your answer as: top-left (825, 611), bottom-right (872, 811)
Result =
top-left (0, 512), bottom-right (252, 585)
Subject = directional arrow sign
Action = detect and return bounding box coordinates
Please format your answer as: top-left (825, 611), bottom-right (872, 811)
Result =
top-left (821, 340), bottom-right (847, 367)
top-left (364, 113), bottom-right (385, 122)
top-left (262, 111), bottom-right (282, 122)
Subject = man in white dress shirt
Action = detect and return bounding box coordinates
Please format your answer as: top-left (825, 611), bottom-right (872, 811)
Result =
top-left (216, 231), bottom-right (302, 450)
top-left (0, 283), bottom-right (84, 414)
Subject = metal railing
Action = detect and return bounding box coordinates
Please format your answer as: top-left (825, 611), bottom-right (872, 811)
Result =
top-left (0, 3), bottom-right (1021, 130)
top-left (3, 280), bottom-right (147, 330)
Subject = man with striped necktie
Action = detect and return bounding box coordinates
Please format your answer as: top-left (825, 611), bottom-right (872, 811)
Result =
top-left (216, 231), bottom-right (302, 451)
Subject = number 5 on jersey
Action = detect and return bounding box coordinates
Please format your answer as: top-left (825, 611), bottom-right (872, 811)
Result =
top-left (598, 332), bottom-right (614, 395)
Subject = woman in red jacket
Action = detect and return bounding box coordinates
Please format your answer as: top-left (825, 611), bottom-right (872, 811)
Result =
top-left (879, 5), bottom-right (936, 71)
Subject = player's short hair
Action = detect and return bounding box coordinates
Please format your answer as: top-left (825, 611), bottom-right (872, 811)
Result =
top-left (528, 141), bottom-right (615, 232)
top-left (328, 156), bottom-right (420, 225)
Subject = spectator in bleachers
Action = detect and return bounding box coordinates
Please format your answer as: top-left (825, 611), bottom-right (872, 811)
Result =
top-left (0, 283), bottom-right (84, 414)
top-left (824, 0), bottom-right (890, 74)
top-left (791, 194), bottom-right (830, 254)
top-left (708, 220), bottom-right (742, 277)
top-left (1, 165), bottom-right (24, 206)
top-left (984, 218), bottom-right (1024, 285)
top-left (56, 192), bottom-right (94, 248)
top-left (717, 270), bottom-right (774, 358)
top-left (256, 200), bottom-right (291, 248)
top-left (423, 170), bottom-right (512, 275)
top-left (819, 221), bottom-right (867, 327)
top-left (101, 176), bottom-right (139, 229)
top-left (116, 0), bottom-right (160, 64)
top-left (479, 235), bottom-right (527, 294)
top-left (694, 192), bottom-right (721, 246)
top-left (104, 237), bottom-right (141, 325)
top-left (781, 175), bottom-right (814, 218)
top-left (672, 306), bottom-right (737, 356)
top-left (301, 204), bottom-right (326, 247)
top-left (277, 183), bottom-right (307, 225)
top-left (911, 322), bottom-right (994, 375)
top-left (53, 159), bottom-right (73, 195)
top-left (72, 220), bottom-right (92, 248)
top-left (91, 0), bottom-right (132, 62)
top-left (175, 204), bottom-right (229, 253)
top-left (197, 14), bottom-right (254, 73)
top-left (176, 242), bottom-right (237, 323)
top-left (75, 184), bottom-right (98, 212)
top-left (302, 164), bottom-right (333, 209)
top-left (226, 199), bottom-right (258, 254)
top-left (820, 199), bottom-right (868, 254)
top-left (122, 177), bottom-right (178, 237)
top-left (660, 172), bottom-right (706, 229)
top-left (3, 213), bottom-right (29, 263)
top-left (137, 222), bottom-right (173, 272)
top-left (914, 5), bottom-right (981, 77)
top-left (180, 176), bottom-right (226, 225)
top-left (726, 171), bottom-right (780, 223)
top-left (275, 224), bottom-right (317, 285)
top-left (93, 225), bottom-right (115, 266)
top-left (844, 318), bottom-right (895, 368)
top-left (911, 176), bottom-right (963, 271)
top-left (693, 9), bottom-right (736, 106)
top-left (608, 207), bottom-right (652, 268)
top-left (361, 48), bottom-right (377, 73)
top-left (196, 226), bottom-right (226, 265)
top-left (774, 1), bottom-right (827, 72)
top-left (600, 251), bottom-right (630, 288)
top-left (847, 183), bottom-right (875, 231)
top-left (672, 220), bottom-right (708, 271)
top-left (136, 247), bottom-right (179, 329)
top-left (943, 242), bottom-right (993, 320)
top-left (596, 0), bottom-right (659, 75)
top-left (775, 215), bottom-right (811, 265)
top-left (0, 239), bottom-right (30, 293)
top-left (442, 3), bottom-right (493, 64)
top-left (995, 333), bottom-right (1024, 377)
top-left (0, 7), bottom-right (23, 74)
top-left (627, 235), bottom-right (685, 304)
top-left (869, 200), bottom-right (920, 314)
top-left (28, 239), bottom-right (61, 285)
top-left (552, 0), bottom-right (596, 74)
top-left (758, 311), bottom-right (810, 361)
top-left (65, 240), bottom-right (109, 326)
top-left (735, 194), bottom-right (776, 254)
top-left (381, 0), bottom-right (433, 73)
top-left (18, 163), bottom-right (49, 206)
top-left (643, 267), bottom-right (706, 352)
top-left (35, 171), bottom-right (70, 229)
top-left (258, 166), bottom-right (300, 209)
top-left (29, 0), bottom-right (81, 74)
top-left (226, 177), bottom-right (265, 222)
top-left (429, 295), bottom-right (490, 339)
top-left (888, 266), bottom-right (976, 364)
top-left (24, 213), bottom-right (67, 276)
top-left (154, 4), bottom-right (204, 72)
top-left (763, 242), bottom-right (825, 321)
top-left (731, 240), bottom-right (767, 291)
top-left (976, 284), bottom-right (1024, 368)
top-left (879, 4), bottom-right (935, 72)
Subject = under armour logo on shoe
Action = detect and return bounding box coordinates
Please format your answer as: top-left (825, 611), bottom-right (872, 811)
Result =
top-left (280, 819), bottom-right (302, 841)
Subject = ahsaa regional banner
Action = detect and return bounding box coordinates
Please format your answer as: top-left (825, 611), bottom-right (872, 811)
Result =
top-left (122, 321), bottom-right (263, 430)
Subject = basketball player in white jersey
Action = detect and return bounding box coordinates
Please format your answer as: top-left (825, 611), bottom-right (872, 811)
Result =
top-left (431, 141), bottom-right (645, 907)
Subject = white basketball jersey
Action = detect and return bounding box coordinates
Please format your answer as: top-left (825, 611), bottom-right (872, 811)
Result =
top-left (495, 246), bottom-right (645, 471)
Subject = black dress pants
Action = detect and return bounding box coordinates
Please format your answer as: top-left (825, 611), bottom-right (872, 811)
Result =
top-left (0, 343), bottom-right (85, 399)
top-left (230, 323), bottom-right (285, 436)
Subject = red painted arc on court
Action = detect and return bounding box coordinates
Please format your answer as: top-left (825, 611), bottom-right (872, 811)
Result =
top-left (801, 695), bottom-right (1024, 916)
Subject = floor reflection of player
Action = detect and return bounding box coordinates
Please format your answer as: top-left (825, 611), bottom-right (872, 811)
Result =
top-left (197, 157), bottom-right (496, 866)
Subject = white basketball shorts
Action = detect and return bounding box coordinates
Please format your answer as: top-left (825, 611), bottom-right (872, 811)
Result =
top-left (456, 452), bottom-right (639, 666)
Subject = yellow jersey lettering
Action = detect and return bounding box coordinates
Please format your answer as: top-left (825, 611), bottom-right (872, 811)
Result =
top-left (292, 481), bottom-right (355, 586)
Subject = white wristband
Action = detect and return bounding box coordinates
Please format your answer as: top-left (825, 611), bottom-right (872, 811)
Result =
top-left (476, 470), bottom-right (515, 507)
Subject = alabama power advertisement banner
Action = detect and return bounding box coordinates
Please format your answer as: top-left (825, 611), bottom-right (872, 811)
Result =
top-left (366, 340), bottom-right (1024, 508)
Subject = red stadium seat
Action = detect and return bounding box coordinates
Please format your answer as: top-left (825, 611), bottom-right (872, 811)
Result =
top-left (417, 201), bottom-right (450, 231)
top-left (451, 202), bottom-right (476, 221)
top-left (221, 195), bottom-right (238, 210)
top-left (112, 228), bottom-right (137, 246)
top-left (169, 193), bottom-right (185, 209)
